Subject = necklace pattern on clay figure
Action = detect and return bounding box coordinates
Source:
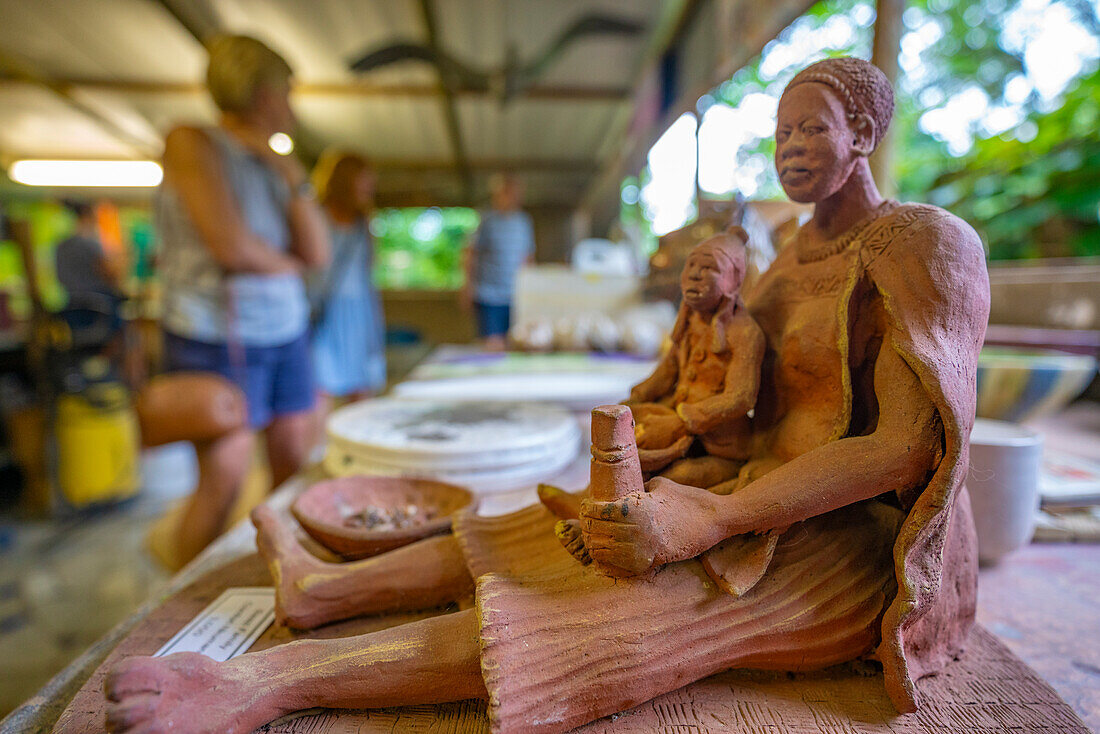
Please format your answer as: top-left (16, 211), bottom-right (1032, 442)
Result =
top-left (795, 199), bottom-right (899, 264)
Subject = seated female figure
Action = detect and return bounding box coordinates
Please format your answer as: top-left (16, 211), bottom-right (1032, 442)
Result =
top-left (103, 57), bottom-right (989, 734)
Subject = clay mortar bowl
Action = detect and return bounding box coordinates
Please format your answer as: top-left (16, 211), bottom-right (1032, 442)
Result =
top-left (292, 476), bottom-right (475, 560)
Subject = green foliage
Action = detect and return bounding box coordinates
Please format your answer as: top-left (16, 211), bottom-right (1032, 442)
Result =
top-left (630, 0), bottom-right (1100, 260)
top-left (923, 68), bottom-right (1100, 259)
top-left (370, 207), bottom-right (479, 290)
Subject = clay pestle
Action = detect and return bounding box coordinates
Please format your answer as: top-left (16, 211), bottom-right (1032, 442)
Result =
top-left (589, 405), bottom-right (644, 502)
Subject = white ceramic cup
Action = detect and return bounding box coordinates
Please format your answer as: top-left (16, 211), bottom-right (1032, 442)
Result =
top-left (967, 418), bottom-right (1043, 565)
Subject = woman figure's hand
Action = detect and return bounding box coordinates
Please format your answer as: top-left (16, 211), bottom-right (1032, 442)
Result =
top-left (572, 477), bottom-right (726, 577)
top-left (676, 401), bottom-right (709, 434)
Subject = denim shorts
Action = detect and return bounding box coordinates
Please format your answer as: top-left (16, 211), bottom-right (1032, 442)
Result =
top-left (163, 331), bottom-right (316, 429)
top-left (474, 302), bottom-right (511, 338)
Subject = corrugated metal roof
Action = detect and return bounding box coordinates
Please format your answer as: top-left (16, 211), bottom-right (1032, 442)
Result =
top-left (0, 0), bottom-right (663, 207)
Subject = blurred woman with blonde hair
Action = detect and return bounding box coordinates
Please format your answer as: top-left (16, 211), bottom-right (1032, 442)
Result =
top-left (156, 34), bottom-right (330, 564)
top-left (309, 150), bottom-right (386, 402)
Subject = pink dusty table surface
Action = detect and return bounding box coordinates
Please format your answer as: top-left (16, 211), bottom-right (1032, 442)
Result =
top-left (977, 542), bottom-right (1100, 730)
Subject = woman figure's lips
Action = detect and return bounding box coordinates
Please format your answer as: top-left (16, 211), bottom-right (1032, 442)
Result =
top-left (781, 167), bottom-right (811, 181)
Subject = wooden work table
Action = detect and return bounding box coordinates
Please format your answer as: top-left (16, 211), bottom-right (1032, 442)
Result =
top-left (4, 437), bottom-right (1099, 733)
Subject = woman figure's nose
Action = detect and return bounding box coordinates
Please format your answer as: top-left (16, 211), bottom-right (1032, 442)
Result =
top-left (780, 141), bottom-right (805, 159)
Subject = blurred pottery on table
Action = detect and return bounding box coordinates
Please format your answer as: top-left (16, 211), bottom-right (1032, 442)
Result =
top-left (292, 476), bottom-right (475, 560)
top-left (976, 347), bottom-right (1097, 422)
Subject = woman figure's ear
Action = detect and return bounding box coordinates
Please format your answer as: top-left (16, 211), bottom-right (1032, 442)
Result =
top-left (852, 112), bottom-right (876, 157)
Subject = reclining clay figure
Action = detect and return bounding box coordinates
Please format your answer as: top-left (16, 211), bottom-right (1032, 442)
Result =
top-left (103, 57), bottom-right (989, 734)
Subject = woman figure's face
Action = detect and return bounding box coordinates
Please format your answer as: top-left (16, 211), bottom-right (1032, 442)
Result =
top-left (681, 248), bottom-right (740, 313)
top-left (774, 83), bottom-right (860, 204)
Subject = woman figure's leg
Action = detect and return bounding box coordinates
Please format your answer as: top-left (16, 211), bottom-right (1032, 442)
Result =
top-left (252, 506), bottom-right (474, 629)
top-left (175, 427), bottom-right (254, 565)
top-left (105, 608), bottom-right (485, 734)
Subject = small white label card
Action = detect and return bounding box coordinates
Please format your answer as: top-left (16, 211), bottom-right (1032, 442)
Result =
top-left (154, 587), bottom-right (275, 662)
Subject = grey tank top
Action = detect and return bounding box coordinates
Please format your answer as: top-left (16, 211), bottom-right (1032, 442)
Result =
top-left (156, 127), bottom-right (308, 347)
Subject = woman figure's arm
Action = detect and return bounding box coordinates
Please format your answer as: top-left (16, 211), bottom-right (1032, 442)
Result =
top-left (579, 330), bottom-right (941, 576)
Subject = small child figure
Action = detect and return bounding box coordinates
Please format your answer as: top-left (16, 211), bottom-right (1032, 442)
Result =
top-left (627, 225), bottom-right (764, 489)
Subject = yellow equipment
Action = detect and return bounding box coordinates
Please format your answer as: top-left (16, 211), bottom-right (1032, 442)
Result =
top-left (54, 382), bottom-right (140, 506)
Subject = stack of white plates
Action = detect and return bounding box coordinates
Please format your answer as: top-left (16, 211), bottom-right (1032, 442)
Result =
top-left (324, 399), bottom-right (581, 494)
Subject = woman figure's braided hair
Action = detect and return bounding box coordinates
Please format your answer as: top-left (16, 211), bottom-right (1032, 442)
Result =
top-left (784, 57), bottom-right (895, 150)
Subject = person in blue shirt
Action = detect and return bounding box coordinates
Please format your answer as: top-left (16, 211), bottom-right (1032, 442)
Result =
top-left (309, 151), bottom-right (387, 402)
top-left (461, 174), bottom-right (535, 350)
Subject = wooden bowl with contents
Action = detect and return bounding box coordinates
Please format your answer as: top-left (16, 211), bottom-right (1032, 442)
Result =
top-left (292, 476), bottom-right (475, 560)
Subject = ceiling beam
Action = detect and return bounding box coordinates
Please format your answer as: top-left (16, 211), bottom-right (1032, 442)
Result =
top-left (0, 49), bottom-right (161, 159)
top-left (373, 158), bottom-right (597, 173)
top-left (0, 150), bottom-right (596, 175)
top-left (374, 189), bottom-right (583, 209)
top-left (0, 75), bottom-right (629, 101)
top-left (417, 0), bottom-right (474, 202)
top-left (150, 0), bottom-right (220, 45)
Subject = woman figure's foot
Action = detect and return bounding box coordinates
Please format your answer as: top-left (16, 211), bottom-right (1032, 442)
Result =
top-left (105, 652), bottom-right (288, 733)
top-left (537, 483), bottom-right (585, 520)
top-left (251, 505), bottom-right (340, 629)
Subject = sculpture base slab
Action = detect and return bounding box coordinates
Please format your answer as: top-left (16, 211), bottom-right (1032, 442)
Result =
top-left (52, 554), bottom-right (1089, 734)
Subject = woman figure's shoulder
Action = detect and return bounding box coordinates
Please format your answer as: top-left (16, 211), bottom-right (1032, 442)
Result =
top-left (860, 202), bottom-right (983, 269)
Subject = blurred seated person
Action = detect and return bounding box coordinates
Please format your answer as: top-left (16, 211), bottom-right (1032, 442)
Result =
top-left (54, 200), bottom-right (125, 344)
top-left (155, 34), bottom-right (330, 564)
top-left (308, 151), bottom-right (386, 404)
top-left (627, 227), bottom-right (764, 491)
top-left (461, 174), bottom-right (534, 350)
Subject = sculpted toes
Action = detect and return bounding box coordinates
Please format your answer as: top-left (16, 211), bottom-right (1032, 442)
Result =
top-left (105, 693), bottom-right (158, 731)
top-left (105, 658), bottom-right (164, 701)
top-left (250, 504), bottom-right (280, 533)
top-left (554, 519), bottom-right (591, 564)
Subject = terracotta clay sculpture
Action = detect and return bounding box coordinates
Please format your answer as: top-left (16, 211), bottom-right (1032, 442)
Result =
top-left (626, 226), bottom-right (764, 487)
top-left (103, 57), bottom-right (989, 734)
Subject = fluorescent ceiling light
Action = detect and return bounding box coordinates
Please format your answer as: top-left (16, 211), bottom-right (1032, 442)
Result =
top-left (8, 160), bottom-right (163, 187)
top-left (268, 133), bottom-right (294, 156)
